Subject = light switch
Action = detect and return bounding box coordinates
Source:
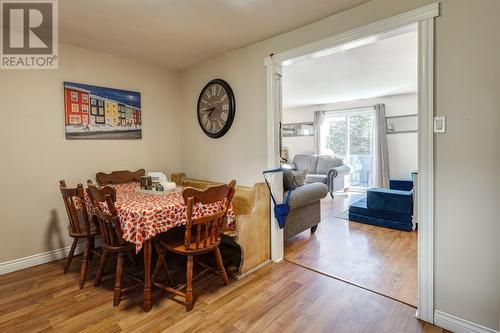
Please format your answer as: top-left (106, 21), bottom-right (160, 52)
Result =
top-left (434, 116), bottom-right (446, 133)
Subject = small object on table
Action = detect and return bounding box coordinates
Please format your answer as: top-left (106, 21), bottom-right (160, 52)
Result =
top-left (155, 183), bottom-right (164, 192)
top-left (140, 176), bottom-right (152, 190)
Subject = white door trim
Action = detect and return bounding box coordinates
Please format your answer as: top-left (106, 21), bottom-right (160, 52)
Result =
top-left (417, 17), bottom-right (435, 324)
top-left (265, 3), bottom-right (439, 324)
top-left (265, 58), bottom-right (285, 262)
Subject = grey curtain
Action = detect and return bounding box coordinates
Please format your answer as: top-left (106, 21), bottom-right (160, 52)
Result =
top-left (372, 104), bottom-right (390, 188)
top-left (313, 110), bottom-right (325, 154)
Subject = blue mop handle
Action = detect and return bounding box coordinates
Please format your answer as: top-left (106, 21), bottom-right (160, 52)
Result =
top-left (262, 167), bottom-right (284, 175)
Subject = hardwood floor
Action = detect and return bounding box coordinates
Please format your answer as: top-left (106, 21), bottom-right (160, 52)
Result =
top-left (285, 193), bottom-right (418, 307)
top-left (0, 254), bottom-right (446, 333)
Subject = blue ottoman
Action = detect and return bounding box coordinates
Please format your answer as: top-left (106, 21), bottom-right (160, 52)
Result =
top-left (348, 179), bottom-right (414, 231)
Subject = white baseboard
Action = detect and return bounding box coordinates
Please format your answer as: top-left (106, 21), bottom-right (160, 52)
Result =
top-left (434, 310), bottom-right (499, 333)
top-left (0, 240), bottom-right (94, 275)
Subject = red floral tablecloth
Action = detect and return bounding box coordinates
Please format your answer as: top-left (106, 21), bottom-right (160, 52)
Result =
top-left (85, 183), bottom-right (235, 253)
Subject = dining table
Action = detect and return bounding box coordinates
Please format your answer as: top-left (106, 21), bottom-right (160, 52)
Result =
top-left (85, 182), bottom-right (234, 312)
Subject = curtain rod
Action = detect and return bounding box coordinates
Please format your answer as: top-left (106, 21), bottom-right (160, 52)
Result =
top-left (319, 105), bottom-right (375, 113)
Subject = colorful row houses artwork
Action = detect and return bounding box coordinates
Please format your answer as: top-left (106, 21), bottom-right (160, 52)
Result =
top-left (64, 82), bottom-right (141, 139)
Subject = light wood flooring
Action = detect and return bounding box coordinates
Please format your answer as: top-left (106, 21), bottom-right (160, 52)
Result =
top-left (285, 192), bottom-right (418, 306)
top-left (0, 249), bottom-right (447, 333)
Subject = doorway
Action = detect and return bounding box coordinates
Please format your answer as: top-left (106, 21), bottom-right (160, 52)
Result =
top-left (265, 3), bottom-right (438, 324)
top-left (281, 24), bottom-right (419, 306)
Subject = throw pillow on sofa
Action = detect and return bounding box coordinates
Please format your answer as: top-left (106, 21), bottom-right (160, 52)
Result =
top-left (291, 170), bottom-right (307, 187)
top-left (283, 169), bottom-right (297, 191)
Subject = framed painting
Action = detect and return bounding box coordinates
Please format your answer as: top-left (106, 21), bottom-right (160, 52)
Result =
top-left (64, 82), bottom-right (142, 139)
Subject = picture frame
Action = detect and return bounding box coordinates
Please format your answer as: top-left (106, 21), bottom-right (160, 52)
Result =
top-left (64, 81), bottom-right (142, 139)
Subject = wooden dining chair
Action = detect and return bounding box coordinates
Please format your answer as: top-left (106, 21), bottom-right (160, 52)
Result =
top-left (59, 180), bottom-right (99, 289)
top-left (95, 169), bottom-right (145, 186)
top-left (153, 180), bottom-right (236, 311)
top-left (86, 184), bottom-right (141, 306)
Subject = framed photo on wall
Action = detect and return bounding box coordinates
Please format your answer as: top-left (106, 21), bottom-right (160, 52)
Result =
top-left (63, 82), bottom-right (142, 139)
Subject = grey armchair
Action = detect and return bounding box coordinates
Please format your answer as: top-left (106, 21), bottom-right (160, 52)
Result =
top-left (291, 154), bottom-right (351, 198)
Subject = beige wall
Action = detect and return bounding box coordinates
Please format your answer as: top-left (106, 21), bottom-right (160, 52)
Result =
top-left (434, 0), bottom-right (500, 329)
top-left (0, 43), bottom-right (182, 262)
top-left (179, 0), bottom-right (499, 330)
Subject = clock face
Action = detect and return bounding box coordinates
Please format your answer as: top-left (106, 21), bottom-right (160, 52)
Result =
top-left (197, 79), bottom-right (235, 138)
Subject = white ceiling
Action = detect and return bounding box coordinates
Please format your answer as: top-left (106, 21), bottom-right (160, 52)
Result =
top-left (59, 0), bottom-right (370, 70)
top-left (282, 29), bottom-right (418, 109)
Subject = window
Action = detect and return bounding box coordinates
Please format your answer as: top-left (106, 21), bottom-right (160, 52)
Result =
top-left (91, 106), bottom-right (97, 115)
top-left (98, 107), bottom-right (104, 115)
top-left (82, 105), bottom-right (89, 113)
top-left (71, 103), bottom-right (79, 113)
top-left (71, 91), bottom-right (78, 101)
top-left (82, 95), bottom-right (88, 103)
top-left (91, 99), bottom-right (96, 106)
top-left (319, 108), bottom-right (374, 189)
top-left (98, 100), bottom-right (103, 106)
top-left (69, 115), bottom-right (81, 124)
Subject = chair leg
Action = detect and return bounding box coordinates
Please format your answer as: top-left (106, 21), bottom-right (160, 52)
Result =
top-left (329, 192), bottom-right (334, 199)
top-left (214, 247), bottom-right (229, 285)
top-left (185, 255), bottom-right (193, 311)
top-left (94, 250), bottom-right (109, 287)
top-left (79, 239), bottom-right (91, 289)
top-left (64, 238), bottom-right (78, 274)
top-left (89, 237), bottom-right (95, 260)
top-left (113, 253), bottom-right (124, 307)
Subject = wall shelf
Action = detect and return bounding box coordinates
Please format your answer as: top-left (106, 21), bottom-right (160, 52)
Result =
top-left (282, 122), bottom-right (314, 137)
top-left (386, 114), bottom-right (417, 134)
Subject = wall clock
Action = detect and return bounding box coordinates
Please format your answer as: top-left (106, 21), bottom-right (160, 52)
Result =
top-left (197, 79), bottom-right (235, 138)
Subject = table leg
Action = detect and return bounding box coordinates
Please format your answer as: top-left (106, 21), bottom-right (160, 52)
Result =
top-left (143, 240), bottom-right (152, 312)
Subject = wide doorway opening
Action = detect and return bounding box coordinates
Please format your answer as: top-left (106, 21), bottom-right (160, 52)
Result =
top-left (279, 24), bottom-right (420, 307)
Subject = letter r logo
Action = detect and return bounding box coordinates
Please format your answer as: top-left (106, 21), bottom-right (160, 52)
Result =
top-left (2, 2), bottom-right (53, 54)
